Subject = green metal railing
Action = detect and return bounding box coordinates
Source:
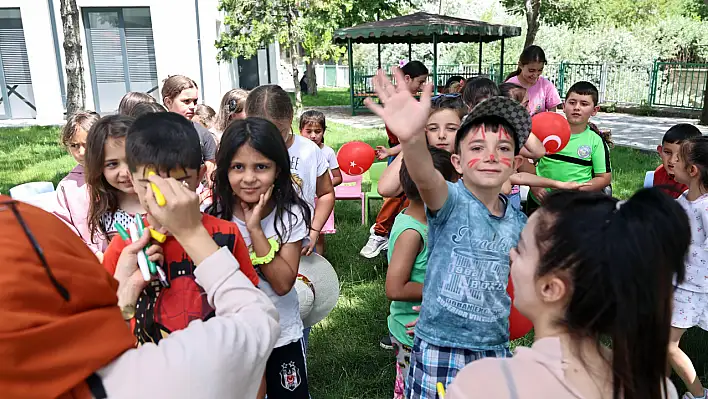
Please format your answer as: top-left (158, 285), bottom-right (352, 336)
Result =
top-left (349, 60), bottom-right (707, 112)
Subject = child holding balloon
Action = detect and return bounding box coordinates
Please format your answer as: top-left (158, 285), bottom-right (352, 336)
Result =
top-left (527, 81), bottom-right (612, 214)
top-left (300, 110), bottom-right (342, 255)
top-left (364, 68), bottom-right (530, 399)
top-left (504, 45), bottom-right (562, 116)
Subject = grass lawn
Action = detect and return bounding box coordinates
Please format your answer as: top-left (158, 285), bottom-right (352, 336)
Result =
top-left (1, 123), bottom-right (707, 397)
top-left (289, 87), bottom-right (350, 107)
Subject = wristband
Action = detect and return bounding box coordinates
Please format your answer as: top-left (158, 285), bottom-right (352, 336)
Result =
top-left (250, 238), bottom-right (280, 265)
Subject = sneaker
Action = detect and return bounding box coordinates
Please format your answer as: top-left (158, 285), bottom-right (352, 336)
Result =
top-left (683, 388), bottom-right (708, 399)
top-left (360, 233), bottom-right (388, 258)
top-left (380, 335), bottom-right (393, 350)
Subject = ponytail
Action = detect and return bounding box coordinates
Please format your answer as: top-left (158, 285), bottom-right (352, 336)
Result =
top-left (536, 189), bottom-right (690, 399)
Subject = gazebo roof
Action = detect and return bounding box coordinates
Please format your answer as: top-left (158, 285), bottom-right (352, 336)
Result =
top-left (333, 12), bottom-right (521, 45)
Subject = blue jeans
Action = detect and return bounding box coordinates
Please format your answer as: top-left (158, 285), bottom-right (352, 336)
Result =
top-left (302, 327), bottom-right (312, 355)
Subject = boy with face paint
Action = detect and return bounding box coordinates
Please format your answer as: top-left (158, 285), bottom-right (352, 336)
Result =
top-left (364, 69), bottom-right (530, 399)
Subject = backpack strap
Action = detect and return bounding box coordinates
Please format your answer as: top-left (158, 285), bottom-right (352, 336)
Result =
top-left (500, 361), bottom-right (519, 399)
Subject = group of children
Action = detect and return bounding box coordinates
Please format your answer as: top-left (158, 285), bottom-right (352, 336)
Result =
top-left (46, 49), bottom-right (708, 399)
top-left (52, 75), bottom-right (344, 398)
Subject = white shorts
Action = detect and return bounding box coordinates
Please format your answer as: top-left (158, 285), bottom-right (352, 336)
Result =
top-left (671, 287), bottom-right (708, 330)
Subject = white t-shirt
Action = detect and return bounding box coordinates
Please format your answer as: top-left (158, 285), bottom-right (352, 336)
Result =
top-left (677, 192), bottom-right (708, 293)
top-left (288, 135), bottom-right (329, 212)
top-left (232, 204), bottom-right (308, 347)
top-left (320, 144), bottom-right (339, 171)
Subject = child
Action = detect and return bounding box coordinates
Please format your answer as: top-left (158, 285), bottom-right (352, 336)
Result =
top-left (101, 112), bottom-right (260, 345)
top-left (300, 110), bottom-right (342, 255)
top-left (193, 104), bottom-right (216, 130)
top-left (504, 45), bottom-right (562, 116)
top-left (362, 61), bottom-right (429, 259)
top-left (499, 82), bottom-right (528, 110)
top-left (53, 110), bottom-right (103, 259)
top-left (654, 123), bottom-right (702, 198)
top-left (668, 136), bottom-right (708, 399)
top-left (386, 146), bottom-right (458, 399)
top-left (85, 115), bottom-right (144, 241)
top-left (446, 189), bottom-right (687, 399)
top-left (213, 88), bottom-right (249, 141)
top-left (527, 81), bottom-right (612, 214)
top-left (118, 91), bottom-right (155, 116)
top-left (461, 76), bottom-right (499, 112)
top-left (208, 117), bottom-right (312, 399)
top-left (364, 69), bottom-right (530, 398)
top-left (245, 85), bottom-right (335, 257)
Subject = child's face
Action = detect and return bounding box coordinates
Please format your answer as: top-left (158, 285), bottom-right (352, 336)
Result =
top-left (166, 88), bottom-right (198, 120)
top-left (405, 74), bottom-right (428, 94)
top-left (228, 143), bottom-right (278, 205)
top-left (103, 137), bottom-right (135, 194)
top-left (452, 124), bottom-right (520, 190)
top-left (563, 93), bottom-right (599, 126)
top-left (520, 62), bottom-right (545, 85)
top-left (672, 151), bottom-right (692, 185)
top-left (68, 127), bottom-right (88, 166)
top-left (425, 109), bottom-right (460, 153)
top-left (301, 122), bottom-right (324, 146)
top-left (658, 142), bottom-right (682, 176)
top-left (130, 164), bottom-right (204, 210)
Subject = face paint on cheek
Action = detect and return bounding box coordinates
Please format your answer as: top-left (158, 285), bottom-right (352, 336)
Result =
top-left (500, 157), bottom-right (512, 167)
top-left (467, 158), bottom-right (481, 168)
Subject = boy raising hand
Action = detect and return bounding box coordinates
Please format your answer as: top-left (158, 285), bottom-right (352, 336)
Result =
top-left (365, 69), bottom-right (530, 398)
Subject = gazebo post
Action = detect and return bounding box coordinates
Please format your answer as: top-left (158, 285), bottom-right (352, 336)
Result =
top-left (499, 37), bottom-right (505, 83)
top-left (432, 33), bottom-right (438, 93)
top-left (478, 40), bottom-right (483, 75)
top-left (377, 44), bottom-right (382, 69)
top-left (408, 41), bottom-right (412, 61)
top-left (348, 38), bottom-right (355, 116)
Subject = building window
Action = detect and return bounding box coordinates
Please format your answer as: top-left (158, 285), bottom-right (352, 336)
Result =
top-left (0, 8), bottom-right (36, 119)
top-left (83, 7), bottom-right (158, 113)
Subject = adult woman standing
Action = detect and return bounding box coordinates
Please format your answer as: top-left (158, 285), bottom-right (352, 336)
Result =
top-left (505, 45), bottom-right (562, 116)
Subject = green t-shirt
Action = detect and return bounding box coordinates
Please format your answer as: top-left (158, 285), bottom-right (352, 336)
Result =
top-left (531, 126), bottom-right (611, 203)
top-left (387, 210), bottom-right (428, 348)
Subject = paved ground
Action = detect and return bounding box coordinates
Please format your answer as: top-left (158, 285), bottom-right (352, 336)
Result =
top-left (312, 106), bottom-right (708, 151)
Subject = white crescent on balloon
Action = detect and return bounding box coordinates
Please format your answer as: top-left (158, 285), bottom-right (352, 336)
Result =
top-left (542, 135), bottom-right (563, 153)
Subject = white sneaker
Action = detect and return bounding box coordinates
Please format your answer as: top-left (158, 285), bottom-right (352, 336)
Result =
top-left (360, 233), bottom-right (388, 258)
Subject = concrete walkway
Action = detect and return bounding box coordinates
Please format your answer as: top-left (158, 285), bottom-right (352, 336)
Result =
top-left (312, 106), bottom-right (708, 151)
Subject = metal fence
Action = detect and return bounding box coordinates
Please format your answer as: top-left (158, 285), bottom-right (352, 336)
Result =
top-left (336, 60), bottom-right (707, 111)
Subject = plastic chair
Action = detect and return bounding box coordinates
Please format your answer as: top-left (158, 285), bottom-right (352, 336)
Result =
top-left (334, 172), bottom-right (366, 224)
top-left (9, 182), bottom-right (56, 212)
top-left (644, 171), bottom-right (655, 188)
top-left (363, 162), bottom-right (387, 224)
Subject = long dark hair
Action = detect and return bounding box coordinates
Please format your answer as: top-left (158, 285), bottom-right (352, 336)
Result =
top-left (536, 189), bottom-right (690, 399)
top-left (680, 136), bottom-right (708, 193)
top-left (505, 45), bottom-right (547, 81)
top-left (85, 115), bottom-right (134, 241)
top-left (207, 117), bottom-right (311, 243)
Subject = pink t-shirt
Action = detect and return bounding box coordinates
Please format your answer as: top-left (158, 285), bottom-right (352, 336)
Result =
top-left (506, 75), bottom-right (562, 116)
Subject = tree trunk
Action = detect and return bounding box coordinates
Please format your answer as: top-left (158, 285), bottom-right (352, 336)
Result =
top-left (305, 60), bottom-right (318, 95)
top-left (701, 75), bottom-right (708, 125)
top-left (286, 6), bottom-right (302, 116)
top-left (523, 0), bottom-right (541, 49)
top-left (60, 0), bottom-right (85, 116)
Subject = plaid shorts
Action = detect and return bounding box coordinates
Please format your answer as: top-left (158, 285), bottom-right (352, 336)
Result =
top-left (405, 337), bottom-right (511, 399)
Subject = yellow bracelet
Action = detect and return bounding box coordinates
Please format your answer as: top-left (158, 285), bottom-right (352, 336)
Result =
top-left (250, 238), bottom-right (280, 265)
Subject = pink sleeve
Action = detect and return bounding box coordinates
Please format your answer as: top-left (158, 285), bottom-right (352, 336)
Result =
top-left (53, 181), bottom-right (80, 237)
top-left (53, 181), bottom-right (104, 255)
top-left (544, 78), bottom-right (562, 110)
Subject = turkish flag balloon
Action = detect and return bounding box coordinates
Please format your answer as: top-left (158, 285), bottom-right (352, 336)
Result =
top-left (337, 141), bottom-right (375, 176)
top-left (531, 112), bottom-right (571, 155)
top-left (507, 278), bottom-right (533, 340)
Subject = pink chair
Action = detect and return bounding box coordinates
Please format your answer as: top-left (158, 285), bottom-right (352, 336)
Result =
top-left (335, 172), bottom-right (366, 224)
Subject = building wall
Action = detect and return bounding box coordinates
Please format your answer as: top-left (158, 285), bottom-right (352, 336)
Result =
top-left (4, 0), bottom-right (279, 122)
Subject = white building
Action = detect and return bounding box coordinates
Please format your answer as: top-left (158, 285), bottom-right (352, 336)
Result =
top-left (0, 0), bottom-right (283, 123)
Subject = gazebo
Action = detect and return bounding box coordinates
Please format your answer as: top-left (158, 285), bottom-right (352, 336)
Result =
top-left (333, 12), bottom-right (522, 115)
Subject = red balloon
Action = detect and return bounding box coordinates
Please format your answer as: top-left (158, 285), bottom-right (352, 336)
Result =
top-left (507, 278), bottom-right (533, 340)
top-left (531, 112), bottom-right (571, 154)
top-left (337, 141), bottom-right (375, 176)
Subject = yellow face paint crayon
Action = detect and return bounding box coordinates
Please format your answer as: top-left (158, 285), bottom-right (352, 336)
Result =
top-left (146, 169), bottom-right (166, 206)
